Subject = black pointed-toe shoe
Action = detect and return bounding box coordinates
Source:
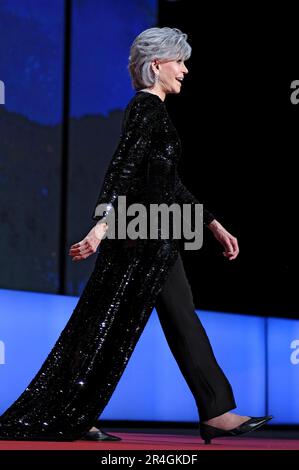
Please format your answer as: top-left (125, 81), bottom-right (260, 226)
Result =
top-left (199, 415), bottom-right (273, 445)
top-left (83, 429), bottom-right (121, 441)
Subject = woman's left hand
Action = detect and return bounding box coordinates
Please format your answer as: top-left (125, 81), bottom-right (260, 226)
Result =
top-left (207, 219), bottom-right (239, 260)
top-left (68, 222), bottom-right (108, 262)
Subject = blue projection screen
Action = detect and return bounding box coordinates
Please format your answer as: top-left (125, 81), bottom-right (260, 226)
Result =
top-left (0, 0), bottom-right (65, 293)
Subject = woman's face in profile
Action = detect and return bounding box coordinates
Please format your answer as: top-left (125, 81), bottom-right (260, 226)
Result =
top-left (157, 59), bottom-right (188, 95)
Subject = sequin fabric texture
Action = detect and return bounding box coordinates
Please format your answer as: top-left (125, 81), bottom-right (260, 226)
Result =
top-left (0, 92), bottom-right (214, 440)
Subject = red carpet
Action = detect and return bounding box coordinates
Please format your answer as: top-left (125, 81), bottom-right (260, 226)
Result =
top-left (0, 431), bottom-right (299, 450)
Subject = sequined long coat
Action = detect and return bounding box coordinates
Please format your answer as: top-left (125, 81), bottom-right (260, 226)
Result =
top-left (0, 91), bottom-right (214, 440)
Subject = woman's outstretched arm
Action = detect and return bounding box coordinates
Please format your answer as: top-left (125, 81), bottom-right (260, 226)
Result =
top-left (174, 170), bottom-right (215, 226)
top-left (174, 171), bottom-right (239, 260)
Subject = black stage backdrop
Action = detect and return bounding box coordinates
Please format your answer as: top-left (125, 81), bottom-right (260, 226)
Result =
top-left (159, 1), bottom-right (299, 318)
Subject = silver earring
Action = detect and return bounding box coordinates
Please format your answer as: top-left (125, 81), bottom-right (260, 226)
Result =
top-left (154, 72), bottom-right (159, 83)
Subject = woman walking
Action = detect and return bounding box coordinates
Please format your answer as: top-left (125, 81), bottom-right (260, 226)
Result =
top-left (0, 27), bottom-right (271, 443)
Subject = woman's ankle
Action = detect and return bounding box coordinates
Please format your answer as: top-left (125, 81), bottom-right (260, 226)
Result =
top-left (203, 412), bottom-right (250, 430)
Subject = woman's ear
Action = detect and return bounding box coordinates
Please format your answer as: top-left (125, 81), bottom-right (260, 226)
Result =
top-left (151, 59), bottom-right (159, 74)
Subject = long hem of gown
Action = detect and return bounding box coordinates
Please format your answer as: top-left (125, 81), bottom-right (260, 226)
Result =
top-left (0, 240), bottom-right (180, 442)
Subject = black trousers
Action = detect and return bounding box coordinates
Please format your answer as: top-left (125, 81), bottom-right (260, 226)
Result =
top-left (155, 253), bottom-right (236, 421)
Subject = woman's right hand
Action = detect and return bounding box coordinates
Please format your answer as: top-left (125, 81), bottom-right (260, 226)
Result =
top-left (207, 219), bottom-right (239, 260)
top-left (68, 221), bottom-right (108, 262)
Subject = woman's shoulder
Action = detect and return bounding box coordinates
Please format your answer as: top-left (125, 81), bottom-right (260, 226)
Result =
top-left (123, 91), bottom-right (166, 131)
top-left (127, 91), bottom-right (164, 114)
top-left (132, 90), bottom-right (164, 104)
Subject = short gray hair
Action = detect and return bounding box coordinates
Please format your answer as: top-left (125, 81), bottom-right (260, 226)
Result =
top-left (128, 27), bottom-right (191, 90)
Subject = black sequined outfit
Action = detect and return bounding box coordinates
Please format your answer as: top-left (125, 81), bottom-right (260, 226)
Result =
top-left (0, 91), bottom-right (216, 441)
